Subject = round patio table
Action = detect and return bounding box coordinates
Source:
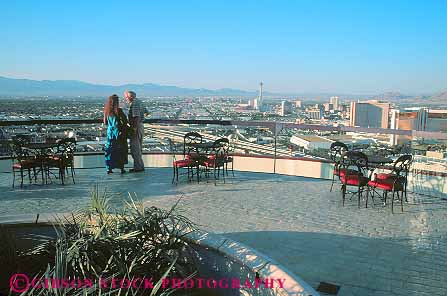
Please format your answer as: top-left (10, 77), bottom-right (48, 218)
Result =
top-left (366, 155), bottom-right (394, 186)
top-left (185, 141), bottom-right (224, 156)
top-left (24, 142), bottom-right (59, 153)
top-left (184, 141), bottom-right (223, 182)
top-left (23, 142), bottom-right (60, 184)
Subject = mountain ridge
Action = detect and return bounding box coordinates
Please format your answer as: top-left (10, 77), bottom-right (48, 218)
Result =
top-left (0, 76), bottom-right (445, 102)
top-left (0, 76), bottom-right (261, 97)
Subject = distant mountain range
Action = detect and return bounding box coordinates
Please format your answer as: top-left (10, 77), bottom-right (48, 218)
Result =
top-left (373, 91), bottom-right (411, 100)
top-left (372, 91), bottom-right (447, 105)
top-left (0, 76), bottom-right (446, 104)
top-left (0, 76), bottom-right (265, 97)
top-left (432, 91), bottom-right (447, 100)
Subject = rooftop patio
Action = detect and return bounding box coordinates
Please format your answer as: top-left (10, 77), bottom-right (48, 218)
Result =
top-left (1, 165), bottom-right (447, 296)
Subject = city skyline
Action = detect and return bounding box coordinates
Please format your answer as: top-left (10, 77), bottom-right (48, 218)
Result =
top-left (1, 75), bottom-right (447, 99)
top-left (1, 1), bottom-right (446, 94)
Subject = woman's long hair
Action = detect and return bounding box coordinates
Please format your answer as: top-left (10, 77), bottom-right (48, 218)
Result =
top-left (104, 94), bottom-right (119, 122)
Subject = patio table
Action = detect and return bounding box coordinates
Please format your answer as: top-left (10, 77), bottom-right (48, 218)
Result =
top-left (24, 142), bottom-right (61, 184)
top-left (185, 141), bottom-right (224, 158)
top-left (185, 142), bottom-right (218, 151)
top-left (364, 155), bottom-right (394, 177)
top-left (185, 141), bottom-right (223, 182)
top-left (365, 155), bottom-right (396, 206)
top-left (24, 142), bottom-right (59, 154)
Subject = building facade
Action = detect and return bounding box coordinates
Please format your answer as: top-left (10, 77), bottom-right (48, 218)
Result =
top-left (330, 96), bottom-right (340, 110)
top-left (350, 100), bottom-right (390, 128)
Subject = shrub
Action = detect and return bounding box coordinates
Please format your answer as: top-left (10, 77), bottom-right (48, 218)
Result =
top-left (12, 186), bottom-right (197, 295)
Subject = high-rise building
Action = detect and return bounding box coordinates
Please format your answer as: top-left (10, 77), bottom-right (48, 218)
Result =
top-left (280, 101), bottom-right (292, 116)
top-left (350, 100), bottom-right (390, 128)
top-left (390, 108), bottom-right (428, 131)
top-left (390, 108), bottom-right (426, 145)
top-left (330, 96), bottom-right (340, 110)
top-left (247, 99), bottom-right (253, 108)
top-left (426, 110), bottom-right (447, 132)
top-left (308, 109), bottom-right (322, 120)
top-left (323, 103), bottom-right (334, 112)
top-left (295, 100), bottom-right (302, 109)
top-left (256, 82), bottom-right (263, 110)
top-left (390, 108), bottom-right (447, 144)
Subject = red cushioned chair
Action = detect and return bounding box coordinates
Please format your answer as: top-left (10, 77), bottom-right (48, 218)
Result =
top-left (366, 154), bottom-right (412, 213)
top-left (11, 139), bottom-right (43, 188)
top-left (172, 158), bottom-right (195, 184)
top-left (329, 141), bottom-right (350, 192)
top-left (199, 144), bottom-right (226, 185)
top-left (168, 138), bottom-right (197, 184)
top-left (213, 137), bottom-right (234, 177)
top-left (44, 138), bottom-right (77, 185)
top-left (181, 132), bottom-right (204, 183)
top-left (339, 151), bottom-right (370, 208)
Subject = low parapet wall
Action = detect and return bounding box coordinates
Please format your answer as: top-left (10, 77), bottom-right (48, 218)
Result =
top-left (0, 153), bottom-right (445, 198)
top-left (183, 228), bottom-right (318, 296)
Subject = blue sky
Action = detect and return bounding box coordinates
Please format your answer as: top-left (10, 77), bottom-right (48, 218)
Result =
top-left (1, 0), bottom-right (446, 94)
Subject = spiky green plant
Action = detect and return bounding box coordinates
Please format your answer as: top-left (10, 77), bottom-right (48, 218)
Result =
top-left (14, 185), bottom-right (197, 296)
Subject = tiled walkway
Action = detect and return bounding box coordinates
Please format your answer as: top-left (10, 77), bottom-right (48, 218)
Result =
top-left (1, 168), bottom-right (447, 295)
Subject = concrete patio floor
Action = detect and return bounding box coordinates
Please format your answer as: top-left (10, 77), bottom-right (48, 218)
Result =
top-left (1, 168), bottom-right (447, 295)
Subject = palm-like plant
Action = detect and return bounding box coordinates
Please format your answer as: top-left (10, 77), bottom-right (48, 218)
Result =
top-left (18, 185), bottom-right (197, 295)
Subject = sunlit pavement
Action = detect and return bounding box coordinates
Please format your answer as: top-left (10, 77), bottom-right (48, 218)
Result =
top-left (1, 168), bottom-right (447, 296)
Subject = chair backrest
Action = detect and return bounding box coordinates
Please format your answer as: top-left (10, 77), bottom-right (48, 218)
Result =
top-left (393, 154), bottom-right (412, 175)
top-left (214, 137), bottom-right (229, 146)
top-left (57, 138), bottom-right (77, 157)
top-left (214, 137), bottom-right (229, 150)
top-left (341, 150), bottom-right (368, 175)
top-left (212, 146), bottom-right (227, 167)
top-left (10, 139), bottom-right (30, 161)
top-left (212, 138), bottom-right (230, 160)
top-left (184, 132), bottom-right (202, 143)
top-left (329, 141), bottom-right (349, 164)
top-left (183, 132), bottom-right (202, 156)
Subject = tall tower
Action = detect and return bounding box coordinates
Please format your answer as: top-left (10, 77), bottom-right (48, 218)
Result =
top-left (257, 82), bottom-right (263, 110)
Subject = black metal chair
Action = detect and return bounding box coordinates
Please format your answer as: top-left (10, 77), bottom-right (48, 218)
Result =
top-left (339, 151), bottom-right (370, 208)
top-left (367, 155), bottom-right (412, 213)
top-left (169, 138), bottom-right (195, 184)
top-left (329, 141), bottom-right (349, 192)
top-left (45, 138), bottom-right (76, 185)
top-left (200, 144), bottom-right (227, 185)
top-left (373, 154), bottom-right (412, 200)
top-left (11, 139), bottom-right (43, 188)
top-left (183, 132), bottom-right (203, 158)
top-left (59, 138), bottom-right (76, 184)
top-left (182, 132), bottom-right (204, 182)
top-left (213, 137), bottom-right (234, 177)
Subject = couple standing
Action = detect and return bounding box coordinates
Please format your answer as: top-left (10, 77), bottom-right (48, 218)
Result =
top-left (103, 90), bottom-right (145, 174)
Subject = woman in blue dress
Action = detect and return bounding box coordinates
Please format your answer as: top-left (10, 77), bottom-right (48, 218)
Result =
top-left (104, 94), bottom-right (129, 174)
